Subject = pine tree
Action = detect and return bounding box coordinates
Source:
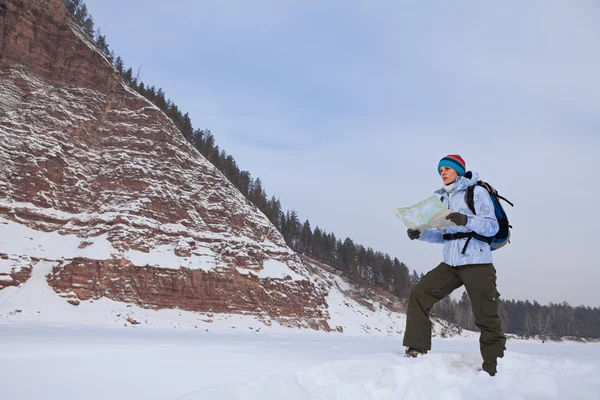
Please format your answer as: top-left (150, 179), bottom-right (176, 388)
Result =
top-left (250, 178), bottom-right (263, 208)
top-left (457, 291), bottom-right (475, 330)
top-left (340, 237), bottom-right (356, 276)
top-left (74, 3), bottom-right (88, 25)
top-left (410, 270), bottom-right (420, 287)
top-left (203, 131), bottom-right (215, 157)
top-left (390, 258), bottom-right (407, 297)
top-left (325, 232), bottom-right (337, 265)
top-left (356, 245), bottom-right (367, 280)
top-left (381, 254), bottom-right (393, 290)
top-left (365, 247), bottom-right (375, 282)
top-left (95, 31), bottom-right (107, 53)
top-left (122, 67), bottom-right (133, 84)
top-left (237, 170), bottom-right (251, 197)
top-left (114, 56), bottom-right (124, 74)
top-left (82, 16), bottom-right (95, 39)
top-left (64, 0), bottom-right (81, 15)
top-left (180, 112), bottom-right (193, 142)
top-left (155, 88), bottom-right (167, 110)
top-left (299, 220), bottom-right (312, 253)
top-left (146, 86), bottom-right (157, 102)
top-left (288, 210), bottom-right (300, 248)
top-left (312, 227), bottom-right (323, 259)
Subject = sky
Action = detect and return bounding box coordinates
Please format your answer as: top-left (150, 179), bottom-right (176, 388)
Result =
top-left (84, 0), bottom-right (600, 307)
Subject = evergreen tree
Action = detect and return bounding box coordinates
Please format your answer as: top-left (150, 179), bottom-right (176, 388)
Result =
top-left (64, 0), bottom-right (81, 15)
top-left (340, 237), bottom-right (356, 276)
top-left (146, 85), bottom-right (157, 103)
top-left (82, 16), bottom-right (95, 39)
top-left (364, 247), bottom-right (375, 282)
top-left (381, 254), bottom-right (393, 291)
top-left (180, 112), bottom-right (193, 142)
top-left (74, 3), bottom-right (88, 25)
top-left (288, 210), bottom-right (300, 248)
top-left (356, 245), bottom-right (367, 280)
top-left (203, 131), bottom-right (215, 155)
top-left (457, 291), bottom-right (475, 331)
top-left (312, 227), bottom-right (323, 259)
top-left (392, 258), bottom-right (409, 298)
top-left (410, 270), bottom-right (420, 287)
top-left (155, 88), bottom-right (167, 110)
top-left (299, 220), bottom-right (312, 253)
top-left (95, 31), bottom-right (109, 55)
top-left (326, 233), bottom-right (337, 264)
top-left (122, 67), bottom-right (133, 84)
top-left (250, 178), bottom-right (264, 209)
top-left (114, 56), bottom-right (124, 74)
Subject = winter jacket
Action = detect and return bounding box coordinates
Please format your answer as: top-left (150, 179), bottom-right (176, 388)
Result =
top-left (419, 171), bottom-right (499, 267)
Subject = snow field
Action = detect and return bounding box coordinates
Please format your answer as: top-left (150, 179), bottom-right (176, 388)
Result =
top-left (0, 323), bottom-right (598, 400)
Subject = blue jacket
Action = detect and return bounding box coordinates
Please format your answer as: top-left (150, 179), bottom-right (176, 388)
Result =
top-left (419, 172), bottom-right (499, 267)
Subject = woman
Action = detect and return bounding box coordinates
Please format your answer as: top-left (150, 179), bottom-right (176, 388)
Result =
top-left (403, 154), bottom-right (506, 377)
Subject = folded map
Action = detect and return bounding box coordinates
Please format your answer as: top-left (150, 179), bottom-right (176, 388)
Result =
top-left (393, 195), bottom-right (453, 231)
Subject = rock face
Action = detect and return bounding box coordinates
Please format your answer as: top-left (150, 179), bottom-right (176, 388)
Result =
top-left (0, 0), bottom-right (330, 329)
top-left (48, 258), bottom-right (328, 329)
top-left (0, 253), bottom-right (32, 290)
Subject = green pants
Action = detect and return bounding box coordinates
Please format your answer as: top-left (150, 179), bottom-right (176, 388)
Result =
top-left (403, 263), bottom-right (506, 365)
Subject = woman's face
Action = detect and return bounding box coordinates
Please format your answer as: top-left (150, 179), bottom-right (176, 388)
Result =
top-left (440, 166), bottom-right (458, 185)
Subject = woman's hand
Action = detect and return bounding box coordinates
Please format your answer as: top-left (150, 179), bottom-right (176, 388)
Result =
top-left (446, 212), bottom-right (468, 226)
top-left (407, 229), bottom-right (421, 240)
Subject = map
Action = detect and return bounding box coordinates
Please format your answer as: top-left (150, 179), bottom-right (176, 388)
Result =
top-left (393, 195), bottom-right (453, 231)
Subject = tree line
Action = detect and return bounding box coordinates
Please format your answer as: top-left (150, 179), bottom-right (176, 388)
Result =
top-left (432, 293), bottom-right (600, 340)
top-left (62, 0), bottom-right (600, 339)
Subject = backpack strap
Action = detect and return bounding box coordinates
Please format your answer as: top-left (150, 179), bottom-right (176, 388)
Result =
top-left (466, 185), bottom-right (476, 215)
top-left (442, 232), bottom-right (480, 254)
top-left (443, 231), bottom-right (491, 254)
top-left (452, 184), bottom-right (491, 254)
top-left (497, 195), bottom-right (514, 207)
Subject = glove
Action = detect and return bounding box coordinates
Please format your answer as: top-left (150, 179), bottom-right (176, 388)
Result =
top-left (407, 229), bottom-right (421, 240)
top-left (446, 212), bottom-right (468, 226)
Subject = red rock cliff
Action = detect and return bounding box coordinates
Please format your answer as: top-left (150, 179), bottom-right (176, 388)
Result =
top-left (0, 0), bottom-right (330, 330)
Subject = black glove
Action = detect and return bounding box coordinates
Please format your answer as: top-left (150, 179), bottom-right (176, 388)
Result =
top-left (407, 229), bottom-right (421, 240)
top-left (446, 212), bottom-right (468, 226)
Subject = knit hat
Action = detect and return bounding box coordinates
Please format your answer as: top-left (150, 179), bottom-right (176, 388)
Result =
top-left (438, 154), bottom-right (466, 176)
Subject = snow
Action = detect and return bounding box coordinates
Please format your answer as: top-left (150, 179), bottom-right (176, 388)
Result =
top-left (238, 259), bottom-right (307, 281)
top-left (0, 217), bottom-right (113, 260)
top-left (0, 216), bottom-right (217, 271)
top-left (325, 273), bottom-right (407, 335)
top-left (0, 323), bottom-right (598, 400)
top-left (0, 257), bottom-right (19, 274)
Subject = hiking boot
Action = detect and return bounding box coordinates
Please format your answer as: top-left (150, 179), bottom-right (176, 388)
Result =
top-left (404, 347), bottom-right (428, 358)
top-left (482, 361), bottom-right (497, 376)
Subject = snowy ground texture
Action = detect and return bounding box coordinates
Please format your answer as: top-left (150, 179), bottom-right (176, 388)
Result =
top-left (1, 323), bottom-right (599, 400)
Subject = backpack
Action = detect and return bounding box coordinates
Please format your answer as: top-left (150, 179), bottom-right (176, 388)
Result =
top-left (465, 181), bottom-right (513, 251)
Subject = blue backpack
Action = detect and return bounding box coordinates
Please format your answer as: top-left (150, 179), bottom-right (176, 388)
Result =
top-left (465, 180), bottom-right (513, 251)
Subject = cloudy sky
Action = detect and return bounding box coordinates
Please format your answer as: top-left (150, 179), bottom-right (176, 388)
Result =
top-left (85, 0), bottom-right (600, 307)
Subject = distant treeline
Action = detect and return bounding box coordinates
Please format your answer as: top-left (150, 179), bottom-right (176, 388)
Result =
top-left (431, 292), bottom-right (600, 339)
top-left (63, 0), bottom-right (600, 339)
